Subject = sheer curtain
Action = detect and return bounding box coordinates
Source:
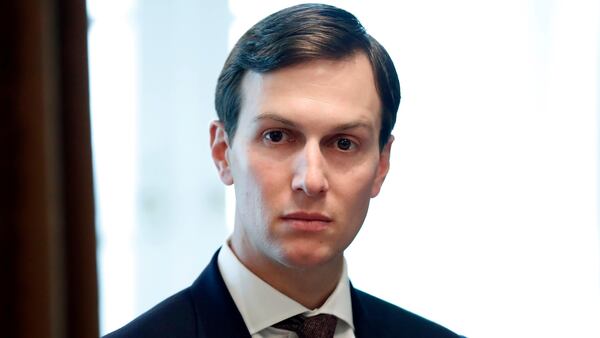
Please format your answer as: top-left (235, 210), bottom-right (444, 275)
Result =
top-left (91, 1), bottom-right (600, 337)
top-left (89, 0), bottom-right (230, 333)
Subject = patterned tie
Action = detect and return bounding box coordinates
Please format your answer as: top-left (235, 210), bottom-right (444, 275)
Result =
top-left (273, 313), bottom-right (338, 338)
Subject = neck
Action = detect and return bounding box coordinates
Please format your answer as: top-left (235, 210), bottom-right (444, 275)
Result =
top-left (228, 239), bottom-right (344, 309)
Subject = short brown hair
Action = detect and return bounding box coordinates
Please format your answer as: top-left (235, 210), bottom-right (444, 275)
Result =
top-left (215, 3), bottom-right (400, 149)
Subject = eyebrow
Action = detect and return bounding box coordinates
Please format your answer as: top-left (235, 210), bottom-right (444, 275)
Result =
top-left (253, 113), bottom-right (374, 132)
top-left (253, 113), bottom-right (297, 127)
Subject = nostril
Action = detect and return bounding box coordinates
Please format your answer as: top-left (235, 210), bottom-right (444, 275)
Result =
top-left (291, 171), bottom-right (328, 196)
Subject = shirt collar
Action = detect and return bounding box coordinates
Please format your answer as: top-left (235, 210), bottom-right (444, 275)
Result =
top-left (217, 242), bottom-right (354, 335)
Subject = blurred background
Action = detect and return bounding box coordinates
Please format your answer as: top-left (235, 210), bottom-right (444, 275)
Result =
top-left (88, 1), bottom-right (600, 337)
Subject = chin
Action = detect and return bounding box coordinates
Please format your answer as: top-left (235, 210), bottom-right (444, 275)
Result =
top-left (277, 243), bottom-right (341, 269)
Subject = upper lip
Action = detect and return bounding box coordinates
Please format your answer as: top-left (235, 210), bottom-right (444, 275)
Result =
top-left (282, 212), bottom-right (332, 222)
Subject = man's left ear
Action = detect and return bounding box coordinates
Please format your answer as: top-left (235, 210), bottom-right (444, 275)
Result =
top-left (371, 135), bottom-right (394, 197)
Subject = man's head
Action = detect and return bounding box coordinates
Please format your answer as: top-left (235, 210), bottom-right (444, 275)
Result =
top-left (215, 3), bottom-right (400, 150)
top-left (210, 4), bottom-right (400, 277)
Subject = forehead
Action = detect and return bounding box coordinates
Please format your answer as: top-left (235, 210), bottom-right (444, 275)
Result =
top-left (238, 53), bottom-right (382, 130)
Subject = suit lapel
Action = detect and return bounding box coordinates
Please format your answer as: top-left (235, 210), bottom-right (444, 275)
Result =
top-left (350, 284), bottom-right (378, 338)
top-left (189, 249), bottom-right (251, 338)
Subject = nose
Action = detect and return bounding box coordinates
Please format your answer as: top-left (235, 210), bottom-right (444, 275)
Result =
top-left (291, 141), bottom-right (329, 196)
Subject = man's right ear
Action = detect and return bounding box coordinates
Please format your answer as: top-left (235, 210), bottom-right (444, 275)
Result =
top-left (209, 121), bottom-right (234, 185)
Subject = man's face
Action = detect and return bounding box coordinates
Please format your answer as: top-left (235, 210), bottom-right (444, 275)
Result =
top-left (211, 52), bottom-right (392, 272)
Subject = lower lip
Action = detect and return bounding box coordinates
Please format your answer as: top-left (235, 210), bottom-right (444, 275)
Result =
top-left (284, 219), bottom-right (331, 232)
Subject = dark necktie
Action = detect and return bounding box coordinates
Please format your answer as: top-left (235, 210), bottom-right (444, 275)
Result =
top-left (273, 313), bottom-right (338, 338)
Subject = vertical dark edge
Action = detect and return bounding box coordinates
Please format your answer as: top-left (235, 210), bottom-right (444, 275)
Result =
top-left (56, 0), bottom-right (99, 336)
top-left (0, 1), bottom-right (20, 337)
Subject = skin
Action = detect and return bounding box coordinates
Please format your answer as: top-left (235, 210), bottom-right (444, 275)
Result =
top-left (210, 52), bottom-right (393, 309)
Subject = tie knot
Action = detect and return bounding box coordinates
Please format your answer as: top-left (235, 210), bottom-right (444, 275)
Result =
top-left (273, 313), bottom-right (337, 338)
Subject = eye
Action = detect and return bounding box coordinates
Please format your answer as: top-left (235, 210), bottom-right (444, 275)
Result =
top-left (263, 130), bottom-right (288, 144)
top-left (335, 137), bottom-right (356, 151)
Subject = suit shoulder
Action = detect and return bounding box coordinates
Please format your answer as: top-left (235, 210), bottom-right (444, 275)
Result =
top-left (103, 288), bottom-right (196, 338)
top-left (354, 289), bottom-right (463, 338)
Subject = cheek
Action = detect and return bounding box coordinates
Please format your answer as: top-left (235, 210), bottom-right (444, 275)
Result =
top-left (337, 160), bottom-right (379, 194)
top-left (235, 152), bottom-right (289, 212)
top-left (335, 164), bottom-right (379, 216)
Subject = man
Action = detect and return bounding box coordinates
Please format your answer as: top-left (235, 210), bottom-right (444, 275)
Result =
top-left (105, 3), bottom-right (464, 338)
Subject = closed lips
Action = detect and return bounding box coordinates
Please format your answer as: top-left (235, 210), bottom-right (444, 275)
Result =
top-left (282, 212), bottom-right (332, 222)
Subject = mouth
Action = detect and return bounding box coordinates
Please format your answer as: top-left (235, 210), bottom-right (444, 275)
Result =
top-left (281, 212), bottom-right (332, 232)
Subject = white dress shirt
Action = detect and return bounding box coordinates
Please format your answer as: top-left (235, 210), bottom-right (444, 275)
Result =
top-left (217, 243), bottom-right (356, 338)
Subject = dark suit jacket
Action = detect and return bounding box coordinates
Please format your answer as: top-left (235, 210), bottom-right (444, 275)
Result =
top-left (104, 250), bottom-right (463, 338)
